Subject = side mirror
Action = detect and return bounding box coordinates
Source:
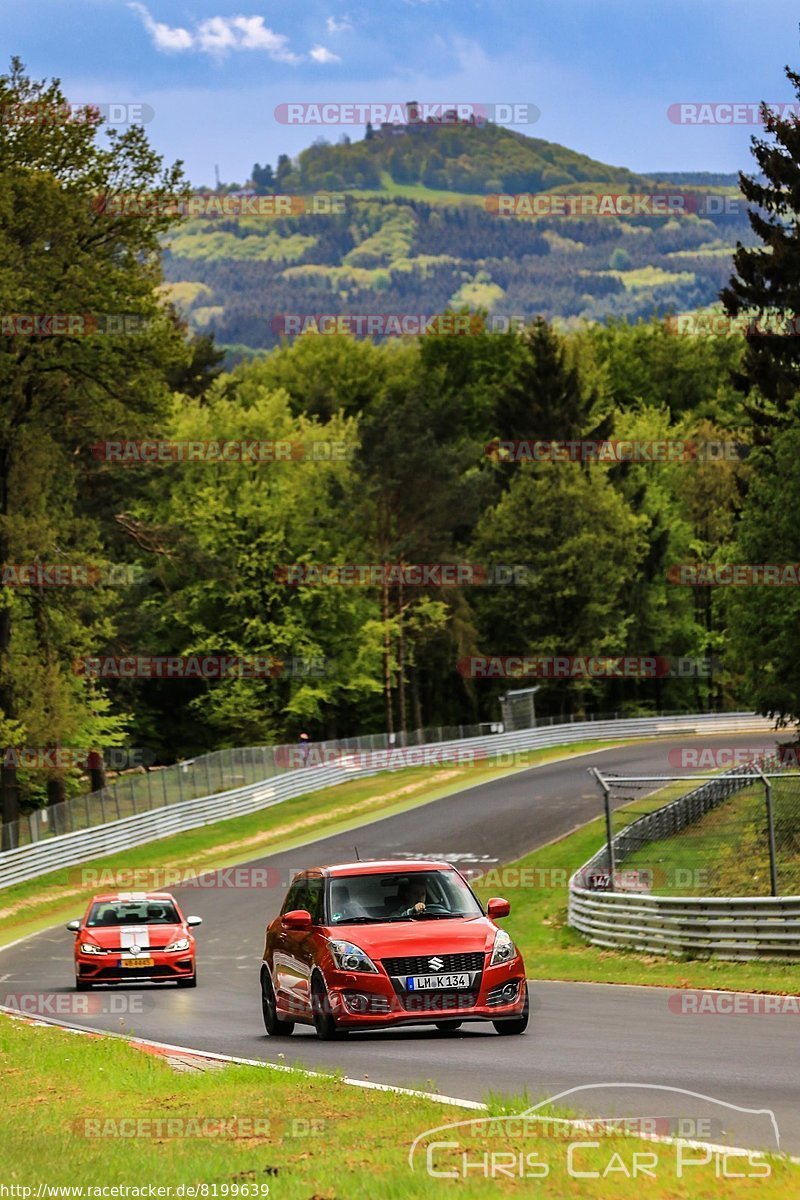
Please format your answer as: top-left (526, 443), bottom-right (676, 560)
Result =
top-left (487, 897), bottom-right (510, 919)
top-left (283, 908), bottom-right (312, 931)
top-left (66, 919), bottom-right (81, 933)
top-left (186, 915), bottom-right (203, 927)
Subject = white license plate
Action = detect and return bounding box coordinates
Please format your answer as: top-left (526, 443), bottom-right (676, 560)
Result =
top-left (407, 973), bottom-right (470, 990)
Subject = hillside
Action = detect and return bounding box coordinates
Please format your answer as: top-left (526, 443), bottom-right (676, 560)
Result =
top-left (164, 121), bottom-right (755, 356)
top-left (257, 115), bottom-right (651, 195)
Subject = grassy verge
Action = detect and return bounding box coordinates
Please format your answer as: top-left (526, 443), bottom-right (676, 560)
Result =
top-left (472, 789), bottom-right (800, 993)
top-left (0, 739), bottom-right (628, 948)
top-left (622, 778), bottom-right (800, 897)
top-left (2, 1016), bottom-right (794, 1196)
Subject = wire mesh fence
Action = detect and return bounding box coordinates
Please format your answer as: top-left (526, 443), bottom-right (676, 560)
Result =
top-left (0, 707), bottom-right (696, 852)
top-left (583, 756), bottom-right (800, 898)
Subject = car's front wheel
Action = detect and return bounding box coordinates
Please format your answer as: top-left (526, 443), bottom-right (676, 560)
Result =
top-left (493, 987), bottom-right (529, 1036)
top-left (311, 973), bottom-right (346, 1040)
top-left (75, 978), bottom-right (92, 991)
top-left (177, 972), bottom-right (197, 989)
top-left (435, 1020), bottom-right (462, 1033)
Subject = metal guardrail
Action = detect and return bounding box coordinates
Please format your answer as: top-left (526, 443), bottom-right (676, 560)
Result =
top-left (0, 711), bottom-right (774, 890)
top-left (568, 760), bottom-right (800, 961)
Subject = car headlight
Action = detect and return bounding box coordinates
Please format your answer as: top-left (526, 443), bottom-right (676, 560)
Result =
top-left (490, 929), bottom-right (516, 966)
top-left (80, 942), bottom-right (104, 955)
top-left (328, 940), bottom-right (378, 973)
top-left (165, 937), bottom-right (191, 952)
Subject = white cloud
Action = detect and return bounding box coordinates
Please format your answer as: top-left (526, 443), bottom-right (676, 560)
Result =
top-left (128, 3), bottom-right (193, 52)
top-left (325, 16), bottom-right (352, 34)
top-left (309, 45), bottom-right (342, 64)
top-left (129, 6), bottom-right (301, 61)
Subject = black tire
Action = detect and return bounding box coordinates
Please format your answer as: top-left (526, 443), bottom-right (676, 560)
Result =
top-left (493, 988), bottom-right (529, 1036)
top-left (311, 973), bottom-right (345, 1040)
top-left (261, 970), bottom-right (294, 1036)
top-left (435, 1020), bottom-right (462, 1032)
top-left (75, 978), bottom-right (92, 991)
top-left (177, 973), bottom-right (197, 989)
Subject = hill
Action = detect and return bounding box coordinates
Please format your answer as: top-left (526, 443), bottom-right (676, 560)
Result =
top-left (257, 113), bottom-right (650, 196)
top-left (163, 121), bottom-right (755, 356)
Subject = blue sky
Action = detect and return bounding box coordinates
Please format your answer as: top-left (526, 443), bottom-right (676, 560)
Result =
top-left (3, 0), bottom-right (799, 184)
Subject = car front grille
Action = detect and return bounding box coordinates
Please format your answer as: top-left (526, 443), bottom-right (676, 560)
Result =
top-left (381, 951), bottom-right (485, 976)
top-left (399, 990), bottom-right (478, 1013)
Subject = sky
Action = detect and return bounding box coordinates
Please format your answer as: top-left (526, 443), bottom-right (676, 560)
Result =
top-left (2, 0), bottom-right (799, 185)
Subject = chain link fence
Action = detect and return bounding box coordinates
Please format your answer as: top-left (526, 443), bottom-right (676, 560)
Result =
top-left (1, 707), bottom-right (695, 852)
top-left (584, 753), bottom-right (800, 898)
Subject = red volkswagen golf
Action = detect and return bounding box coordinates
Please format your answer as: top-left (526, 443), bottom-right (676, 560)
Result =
top-left (260, 860), bottom-right (528, 1039)
top-left (68, 892), bottom-right (202, 989)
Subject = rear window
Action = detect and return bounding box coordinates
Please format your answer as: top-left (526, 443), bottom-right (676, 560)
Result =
top-left (87, 901), bottom-right (180, 927)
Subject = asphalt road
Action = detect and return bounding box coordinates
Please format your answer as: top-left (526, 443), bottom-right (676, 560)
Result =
top-left (3, 733), bottom-right (797, 1155)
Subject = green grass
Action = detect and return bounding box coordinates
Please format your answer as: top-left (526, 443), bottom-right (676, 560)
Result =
top-left (622, 778), bottom-right (800, 898)
top-left (473, 787), bottom-right (800, 992)
top-left (0, 739), bottom-right (629, 948)
top-left (2, 1017), bottom-right (795, 1195)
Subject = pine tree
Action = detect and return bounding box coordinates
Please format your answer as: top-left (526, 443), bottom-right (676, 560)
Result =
top-left (721, 67), bottom-right (800, 436)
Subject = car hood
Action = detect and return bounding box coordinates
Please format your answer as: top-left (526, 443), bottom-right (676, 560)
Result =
top-left (81, 924), bottom-right (186, 949)
top-left (322, 915), bottom-right (498, 958)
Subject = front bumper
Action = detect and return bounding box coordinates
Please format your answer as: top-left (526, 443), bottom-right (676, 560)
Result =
top-left (320, 958), bottom-right (527, 1028)
top-left (76, 953), bottom-right (195, 984)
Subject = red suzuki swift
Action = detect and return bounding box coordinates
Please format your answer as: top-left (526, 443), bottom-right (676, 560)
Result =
top-left (260, 860), bottom-right (528, 1039)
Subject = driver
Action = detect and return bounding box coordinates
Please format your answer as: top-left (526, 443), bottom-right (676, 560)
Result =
top-left (396, 878), bottom-right (427, 916)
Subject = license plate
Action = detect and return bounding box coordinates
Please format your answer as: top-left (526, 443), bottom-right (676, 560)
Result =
top-left (407, 973), bottom-right (470, 990)
top-left (121, 957), bottom-right (154, 968)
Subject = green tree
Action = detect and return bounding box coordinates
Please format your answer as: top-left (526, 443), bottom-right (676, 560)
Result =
top-left (721, 68), bottom-right (800, 433)
top-left (0, 59), bottom-right (188, 831)
top-left (470, 462), bottom-right (648, 718)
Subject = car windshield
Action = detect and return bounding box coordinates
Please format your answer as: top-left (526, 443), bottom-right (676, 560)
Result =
top-left (86, 901), bottom-right (180, 927)
top-left (326, 870), bottom-right (482, 925)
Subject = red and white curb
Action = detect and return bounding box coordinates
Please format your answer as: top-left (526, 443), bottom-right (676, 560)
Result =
top-left (2, 1005), bottom-right (797, 1166)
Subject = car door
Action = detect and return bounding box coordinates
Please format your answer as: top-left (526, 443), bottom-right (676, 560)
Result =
top-left (272, 878), bottom-right (305, 1007)
top-left (278, 873), bottom-right (325, 1016)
